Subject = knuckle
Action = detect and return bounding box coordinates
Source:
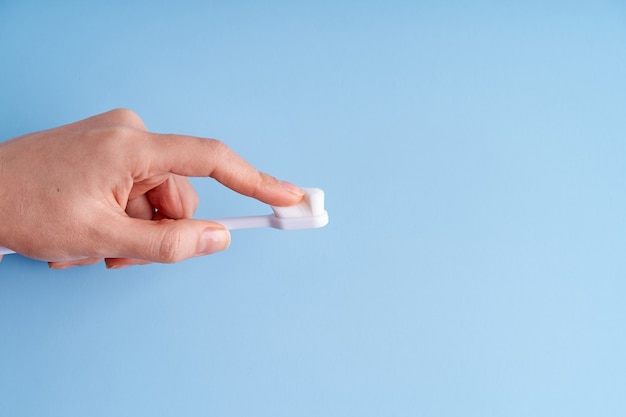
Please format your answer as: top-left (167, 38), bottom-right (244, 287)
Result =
top-left (206, 138), bottom-right (228, 155)
top-left (88, 125), bottom-right (138, 154)
top-left (108, 108), bottom-right (146, 129)
top-left (156, 228), bottom-right (185, 263)
top-left (107, 124), bottom-right (136, 139)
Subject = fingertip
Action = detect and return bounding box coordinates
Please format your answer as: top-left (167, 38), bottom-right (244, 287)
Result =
top-left (272, 178), bottom-right (306, 207)
top-left (250, 174), bottom-right (305, 207)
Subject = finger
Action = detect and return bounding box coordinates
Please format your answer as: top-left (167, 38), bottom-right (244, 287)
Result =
top-left (49, 257), bottom-right (103, 269)
top-left (126, 194), bottom-right (155, 220)
top-left (126, 175), bottom-right (198, 220)
top-left (141, 134), bottom-right (305, 207)
top-left (147, 174), bottom-right (199, 219)
top-left (102, 217), bottom-right (230, 263)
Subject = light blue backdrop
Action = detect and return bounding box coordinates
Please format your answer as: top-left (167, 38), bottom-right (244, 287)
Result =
top-left (2, 1), bottom-right (626, 416)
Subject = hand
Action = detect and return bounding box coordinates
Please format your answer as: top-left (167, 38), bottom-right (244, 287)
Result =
top-left (0, 109), bottom-right (304, 269)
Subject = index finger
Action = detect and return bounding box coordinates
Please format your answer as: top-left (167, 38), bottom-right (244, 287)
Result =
top-left (140, 133), bottom-right (305, 207)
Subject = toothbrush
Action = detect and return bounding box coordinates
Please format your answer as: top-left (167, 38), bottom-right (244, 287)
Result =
top-left (0, 188), bottom-right (329, 256)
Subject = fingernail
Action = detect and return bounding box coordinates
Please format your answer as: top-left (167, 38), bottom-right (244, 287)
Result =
top-left (279, 180), bottom-right (305, 196)
top-left (106, 258), bottom-right (153, 269)
top-left (49, 263), bottom-right (77, 270)
top-left (106, 264), bottom-right (132, 270)
top-left (197, 227), bottom-right (230, 256)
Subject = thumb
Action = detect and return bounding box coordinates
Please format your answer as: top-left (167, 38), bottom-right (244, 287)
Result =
top-left (107, 217), bottom-right (231, 263)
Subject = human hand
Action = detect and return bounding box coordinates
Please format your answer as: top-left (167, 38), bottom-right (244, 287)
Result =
top-left (0, 109), bottom-right (304, 269)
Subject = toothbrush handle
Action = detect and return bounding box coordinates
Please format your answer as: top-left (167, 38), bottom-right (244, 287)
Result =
top-left (0, 247), bottom-right (14, 255)
top-left (211, 215), bottom-right (274, 230)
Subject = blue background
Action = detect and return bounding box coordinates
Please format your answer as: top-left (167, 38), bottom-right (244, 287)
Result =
top-left (2, 1), bottom-right (626, 416)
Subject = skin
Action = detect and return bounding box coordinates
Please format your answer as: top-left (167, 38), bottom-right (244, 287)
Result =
top-left (0, 109), bottom-right (304, 269)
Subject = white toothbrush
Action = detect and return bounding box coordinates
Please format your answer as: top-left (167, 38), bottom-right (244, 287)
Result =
top-left (0, 188), bottom-right (329, 256)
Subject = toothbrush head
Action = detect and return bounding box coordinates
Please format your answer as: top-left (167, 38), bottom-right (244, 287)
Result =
top-left (270, 188), bottom-right (329, 230)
